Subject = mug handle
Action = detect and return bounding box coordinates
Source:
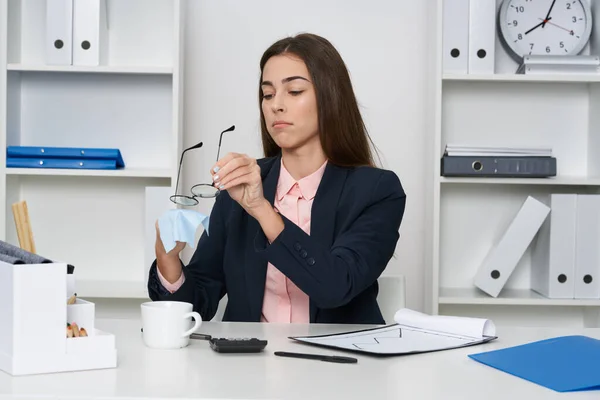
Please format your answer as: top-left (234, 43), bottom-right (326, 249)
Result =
top-left (181, 311), bottom-right (202, 337)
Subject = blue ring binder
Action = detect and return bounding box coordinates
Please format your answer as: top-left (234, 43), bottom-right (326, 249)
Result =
top-left (6, 146), bottom-right (125, 170)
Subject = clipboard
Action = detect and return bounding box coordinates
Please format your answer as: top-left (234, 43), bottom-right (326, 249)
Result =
top-left (290, 308), bottom-right (497, 356)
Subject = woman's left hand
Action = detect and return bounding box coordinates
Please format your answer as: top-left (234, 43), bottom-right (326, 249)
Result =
top-left (211, 152), bottom-right (266, 213)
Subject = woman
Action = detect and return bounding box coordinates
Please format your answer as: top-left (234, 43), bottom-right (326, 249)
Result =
top-left (148, 33), bottom-right (406, 325)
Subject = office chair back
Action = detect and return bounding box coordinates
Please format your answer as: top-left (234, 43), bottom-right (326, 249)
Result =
top-left (212, 275), bottom-right (407, 324)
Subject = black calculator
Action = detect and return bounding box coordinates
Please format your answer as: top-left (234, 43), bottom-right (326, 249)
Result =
top-left (209, 337), bottom-right (268, 353)
top-left (191, 333), bottom-right (268, 353)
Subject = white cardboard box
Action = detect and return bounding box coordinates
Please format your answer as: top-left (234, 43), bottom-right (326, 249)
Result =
top-left (0, 261), bottom-right (117, 376)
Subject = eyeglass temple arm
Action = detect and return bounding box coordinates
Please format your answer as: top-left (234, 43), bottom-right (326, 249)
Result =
top-left (216, 125), bottom-right (235, 163)
top-left (174, 141), bottom-right (204, 197)
top-left (173, 125), bottom-right (234, 197)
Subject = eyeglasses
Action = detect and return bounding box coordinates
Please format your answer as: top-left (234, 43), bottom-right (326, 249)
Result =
top-left (170, 125), bottom-right (235, 206)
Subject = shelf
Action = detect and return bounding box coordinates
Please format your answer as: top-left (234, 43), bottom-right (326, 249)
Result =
top-left (439, 287), bottom-right (600, 306)
top-left (5, 168), bottom-right (172, 178)
top-left (6, 64), bottom-right (173, 75)
top-left (443, 73), bottom-right (600, 83)
top-left (1, 0), bottom-right (184, 303)
top-left (438, 176), bottom-right (600, 186)
top-left (75, 279), bottom-right (150, 299)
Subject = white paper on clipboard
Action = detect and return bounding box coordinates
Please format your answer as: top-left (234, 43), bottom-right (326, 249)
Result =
top-left (290, 308), bottom-right (497, 355)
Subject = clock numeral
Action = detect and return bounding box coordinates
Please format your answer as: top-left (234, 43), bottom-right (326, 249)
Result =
top-left (560, 41), bottom-right (564, 48)
top-left (518, 33), bottom-right (523, 40)
top-left (515, 6), bottom-right (524, 12)
top-left (573, 16), bottom-right (577, 23)
top-left (529, 43), bottom-right (534, 49)
top-left (513, 20), bottom-right (518, 26)
top-left (567, 3), bottom-right (571, 9)
top-left (546, 46), bottom-right (551, 53)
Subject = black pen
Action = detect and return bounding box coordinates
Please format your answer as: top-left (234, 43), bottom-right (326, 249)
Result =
top-left (274, 351), bottom-right (357, 364)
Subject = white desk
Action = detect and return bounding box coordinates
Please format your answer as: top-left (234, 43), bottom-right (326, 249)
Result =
top-left (0, 318), bottom-right (598, 400)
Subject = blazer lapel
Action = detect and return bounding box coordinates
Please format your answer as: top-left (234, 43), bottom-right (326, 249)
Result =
top-left (244, 156), bottom-right (281, 321)
top-left (308, 162), bottom-right (348, 322)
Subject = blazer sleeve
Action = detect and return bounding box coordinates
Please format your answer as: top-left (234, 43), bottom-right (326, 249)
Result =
top-left (255, 170), bottom-right (406, 309)
top-left (147, 193), bottom-right (229, 322)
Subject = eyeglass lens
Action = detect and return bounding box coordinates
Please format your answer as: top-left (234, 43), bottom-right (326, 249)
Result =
top-left (190, 184), bottom-right (219, 198)
top-left (170, 195), bottom-right (199, 206)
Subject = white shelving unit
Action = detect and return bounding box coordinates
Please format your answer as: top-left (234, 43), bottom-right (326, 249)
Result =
top-left (7, 64), bottom-right (173, 74)
top-left (0, 0), bottom-right (185, 299)
top-left (443, 72), bottom-right (600, 83)
top-left (425, 0), bottom-right (600, 327)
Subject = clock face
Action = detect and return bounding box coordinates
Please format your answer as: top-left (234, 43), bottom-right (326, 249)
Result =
top-left (498, 0), bottom-right (592, 60)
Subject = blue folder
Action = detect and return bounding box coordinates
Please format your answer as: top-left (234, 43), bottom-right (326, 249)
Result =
top-left (8, 145), bottom-right (124, 161)
top-left (468, 335), bottom-right (600, 392)
top-left (6, 146), bottom-right (125, 170)
top-left (7, 157), bottom-right (123, 170)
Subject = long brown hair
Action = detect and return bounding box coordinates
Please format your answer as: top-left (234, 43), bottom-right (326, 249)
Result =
top-left (258, 33), bottom-right (378, 168)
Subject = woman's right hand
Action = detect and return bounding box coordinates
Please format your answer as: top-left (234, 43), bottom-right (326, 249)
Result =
top-left (155, 220), bottom-right (186, 283)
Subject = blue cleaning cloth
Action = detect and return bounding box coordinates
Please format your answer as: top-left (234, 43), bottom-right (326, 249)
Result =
top-left (158, 209), bottom-right (210, 253)
top-left (469, 335), bottom-right (600, 392)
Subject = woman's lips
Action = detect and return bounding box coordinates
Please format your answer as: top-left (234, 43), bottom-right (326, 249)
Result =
top-left (273, 121), bottom-right (292, 128)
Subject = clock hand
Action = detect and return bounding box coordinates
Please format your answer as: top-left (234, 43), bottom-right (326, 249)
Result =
top-left (525, 18), bottom-right (551, 35)
top-left (542, 0), bottom-right (557, 27)
top-left (538, 18), bottom-right (574, 34)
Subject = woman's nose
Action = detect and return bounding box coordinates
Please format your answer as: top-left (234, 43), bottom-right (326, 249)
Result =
top-left (271, 93), bottom-right (285, 113)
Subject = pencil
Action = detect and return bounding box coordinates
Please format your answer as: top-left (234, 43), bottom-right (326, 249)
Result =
top-left (67, 293), bottom-right (77, 305)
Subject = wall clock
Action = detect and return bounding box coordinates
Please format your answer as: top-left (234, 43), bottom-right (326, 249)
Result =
top-left (498, 0), bottom-right (593, 62)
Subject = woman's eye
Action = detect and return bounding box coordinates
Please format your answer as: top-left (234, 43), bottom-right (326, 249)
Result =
top-left (262, 94), bottom-right (274, 100)
top-left (289, 90), bottom-right (303, 96)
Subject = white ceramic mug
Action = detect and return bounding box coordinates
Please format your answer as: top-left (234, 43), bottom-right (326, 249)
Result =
top-left (141, 301), bottom-right (202, 349)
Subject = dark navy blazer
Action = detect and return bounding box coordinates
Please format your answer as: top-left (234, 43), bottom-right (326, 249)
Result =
top-left (147, 155), bottom-right (406, 325)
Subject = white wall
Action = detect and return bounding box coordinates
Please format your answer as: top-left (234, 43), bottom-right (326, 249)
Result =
top-left (178, 0), bottom-right (430, 312)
